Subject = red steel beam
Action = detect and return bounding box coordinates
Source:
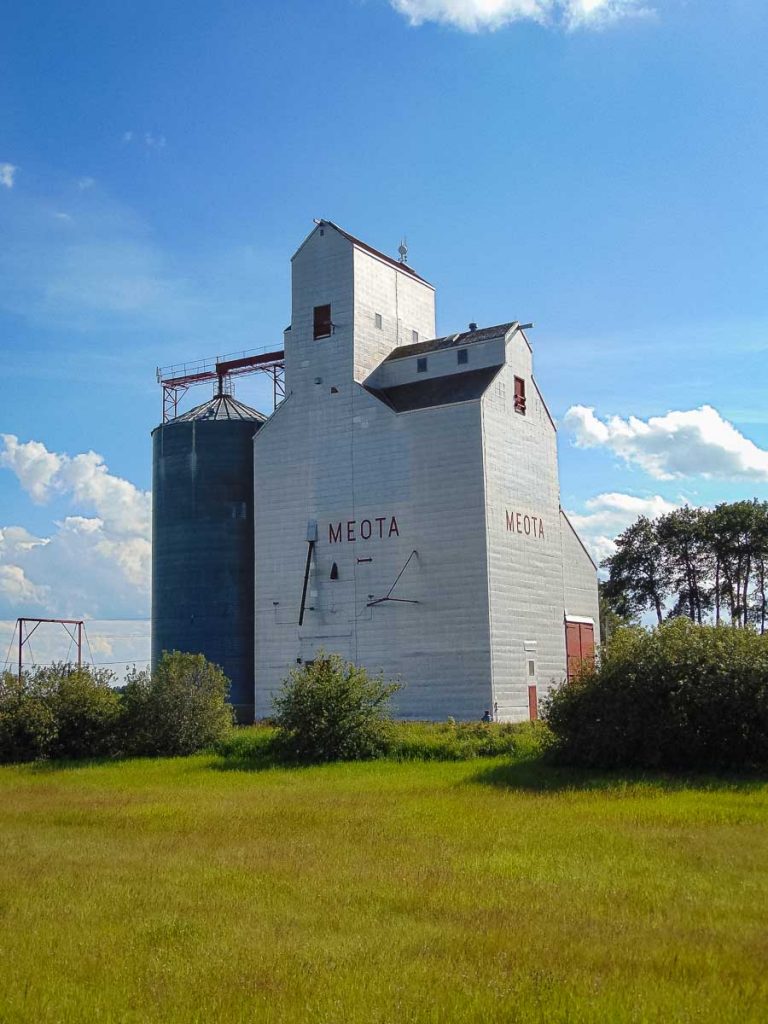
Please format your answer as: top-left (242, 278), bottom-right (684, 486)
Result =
top-left (18, 617), bottom-right (84, 625)
top-left (216, 350), bottom-right (284, 374)
top-left (160, 351), bottom-right (285, 389)
top-left (161, 369), bottom-right (218, 388)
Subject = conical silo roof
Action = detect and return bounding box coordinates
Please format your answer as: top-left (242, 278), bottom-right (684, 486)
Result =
top-left (171, 394), bottom-right (268, 423)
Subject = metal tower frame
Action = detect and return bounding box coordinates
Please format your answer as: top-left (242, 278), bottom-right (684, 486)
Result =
top-left (17, 617), bottom-right (83, 680)
top-left (156, 347), bottom-right (285, 422)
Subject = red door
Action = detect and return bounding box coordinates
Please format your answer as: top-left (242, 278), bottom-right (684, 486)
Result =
top-left (528, 684), bottom-right (538, 720)
top-left (566, 621), bottom-right (595, 682)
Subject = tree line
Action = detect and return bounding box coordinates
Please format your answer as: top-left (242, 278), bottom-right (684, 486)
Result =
top-left (602, 500), bottom-right (768, 632)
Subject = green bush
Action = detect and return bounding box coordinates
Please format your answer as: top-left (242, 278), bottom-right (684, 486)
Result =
top-left (41, 665), bottom-right (121, 760)
top-left (0, 671), bottom-right (56, 763)
top-left (0, 665), bottom-right (120, 763)
top-left (121, 651), bottom-right (234, 757)
top-left (545, 620), bottom-right (768, 771)
top-left (272, 653), bottom-right (400, 763)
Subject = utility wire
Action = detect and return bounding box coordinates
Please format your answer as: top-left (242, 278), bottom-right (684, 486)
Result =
top-left (82, 624), bottom-right (96, 669)
top-left (2, 622), bottom-right (18, 670)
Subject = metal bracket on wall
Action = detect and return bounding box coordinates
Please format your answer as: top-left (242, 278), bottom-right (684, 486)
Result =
top-left (298, 540), bottom-right (315, 626)
top-left (366, 550), bottom-right (420, 608)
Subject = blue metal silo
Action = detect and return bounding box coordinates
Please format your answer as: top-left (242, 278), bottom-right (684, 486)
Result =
top-left (151, 393), bottom-right (266, 721)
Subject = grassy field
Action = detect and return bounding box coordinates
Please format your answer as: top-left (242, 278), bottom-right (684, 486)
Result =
top-left (1, 745), bottom-right (767, 1023)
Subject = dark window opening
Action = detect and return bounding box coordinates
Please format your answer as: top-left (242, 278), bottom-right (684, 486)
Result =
top-left (313, 304), bottom-right (332, 339)
top-left (375, 313), bottom-right (382, 329)
top-left (412, 329), bottom-right (419, 343)
top-left (417, 357), bottom-right (428, 373)
top-left (457, 349), bottom-right (468, 365)
top-left (514, 375), bottom-right (526, 415)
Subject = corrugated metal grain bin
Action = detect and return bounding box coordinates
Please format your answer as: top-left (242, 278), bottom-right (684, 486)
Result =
top-left (151, 394), bottom-right (266, 722)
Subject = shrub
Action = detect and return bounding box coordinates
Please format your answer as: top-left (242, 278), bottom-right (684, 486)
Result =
top-left (545, 619), bottom-right (768, 771)
top-left (0, 671), bottom-right (56, 763)
top-left (0, 665), bottom-right (120, 763)
top-left (40, 665), bottom-right (121, 760)
top-left (121, 652), bottom-right (234, 757)
top-left (272, 653), bottom-right (400, 763)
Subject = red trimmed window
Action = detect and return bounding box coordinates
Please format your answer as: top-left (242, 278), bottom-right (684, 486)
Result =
top-left (514, 376), bottom-right (526, 415)
top-left (313, 304), bottom-right (332, 339)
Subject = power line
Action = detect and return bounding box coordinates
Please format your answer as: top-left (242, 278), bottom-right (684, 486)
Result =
top-left (2, 622), bottom-right (18, 670)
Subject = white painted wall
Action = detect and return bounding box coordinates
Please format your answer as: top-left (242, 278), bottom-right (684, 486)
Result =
top-left (481, 330), bottom-right (570, 721)
top-left (560, 511), bottom-right (601, 638)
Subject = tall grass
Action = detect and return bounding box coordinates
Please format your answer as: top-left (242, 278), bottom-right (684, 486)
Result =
top-left (1, 752), bottom-right (766, 1022)
top-left (214, 720), bottom-right (551, 767)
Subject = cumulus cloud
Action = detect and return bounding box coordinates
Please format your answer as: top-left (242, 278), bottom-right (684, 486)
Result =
top-left (0, 565), bottom-right (50, 608)
top-left (0, 435), bottom-right (150, 622)
top-left (1, 434), bottom-right (151, 535)
top-left (566, 491), bottom-right (678, 563)
top-left (390, 0), bottom-right (648, 31)
top-left (0, 436), bottom-right (62, 502)
top-left (563, 405), bottom-right (768, 482)
top-left (0, 163), bottom-right (17, 188)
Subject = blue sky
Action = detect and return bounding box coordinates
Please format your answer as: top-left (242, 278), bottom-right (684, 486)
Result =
top-left (1, 0), bottom-right (767, 668)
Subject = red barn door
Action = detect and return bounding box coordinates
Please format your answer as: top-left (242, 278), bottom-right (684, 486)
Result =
top-left (566, 620), bottom-right (595, 682)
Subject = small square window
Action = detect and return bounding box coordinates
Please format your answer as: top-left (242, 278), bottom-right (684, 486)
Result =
top-left (457, 349), bottom-right (468, 365)
top-left (374, 313), bottom-right (382, 329)
top-left (412, 330), bottom-right (419, 344)
top-left (313, 304), bottom-right (332, 339)
top-left (417, 357), bottom-right (427, 373)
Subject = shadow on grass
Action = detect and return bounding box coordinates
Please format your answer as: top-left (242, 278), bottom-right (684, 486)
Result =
top-left (470, 757), bottom-right (768, 794)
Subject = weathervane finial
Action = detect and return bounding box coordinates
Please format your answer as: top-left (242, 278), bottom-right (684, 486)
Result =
top-left (397, 237), bottom-right (408, 264)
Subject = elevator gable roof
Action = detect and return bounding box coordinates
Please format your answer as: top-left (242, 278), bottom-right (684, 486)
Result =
top-left (385, 322), bottom-right (517, 362)
top-left (366, 365), bottom-right (502, 413)
top-left (171, 394), bottom-right (268, 423)
top-left (292, 220), bottom-right (433, 286)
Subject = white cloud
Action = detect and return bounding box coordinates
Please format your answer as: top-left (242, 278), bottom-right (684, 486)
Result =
top-left (0, 565), bottom-right (50, 608)
top-left (563, 404), bottom-right (768, 482)
top-left (0, 435), bottom-right (62, 502)
top-left (566, 491), bottom-right (678, 563)
top-left (1, 434), bottom-right (150, 538)
top-left (122, 131), bottom-right (167, 150)
top-left (0, 436), bottom-right (150, 621)
top-left (0, 163), bottom-right (17, 189)
top-left (77, 177), bottom-right (95, 190)
top-left (53, 212), bottom-right (74, 223)
top-left (389, 0), bottom-right (648, 31)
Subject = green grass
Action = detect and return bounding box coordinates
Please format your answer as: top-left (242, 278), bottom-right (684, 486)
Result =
top-left (1, 750), bottom-right (767, 1023)
top-left (215, 720), bottom-right (549, 766)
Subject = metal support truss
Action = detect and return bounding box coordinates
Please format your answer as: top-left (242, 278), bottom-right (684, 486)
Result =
top-left (367, 550), bottom-right (420, 607)
top-left (17, 617), bottom-right (83, 680)
top-left (156, 347), bottom-right (286, 422)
